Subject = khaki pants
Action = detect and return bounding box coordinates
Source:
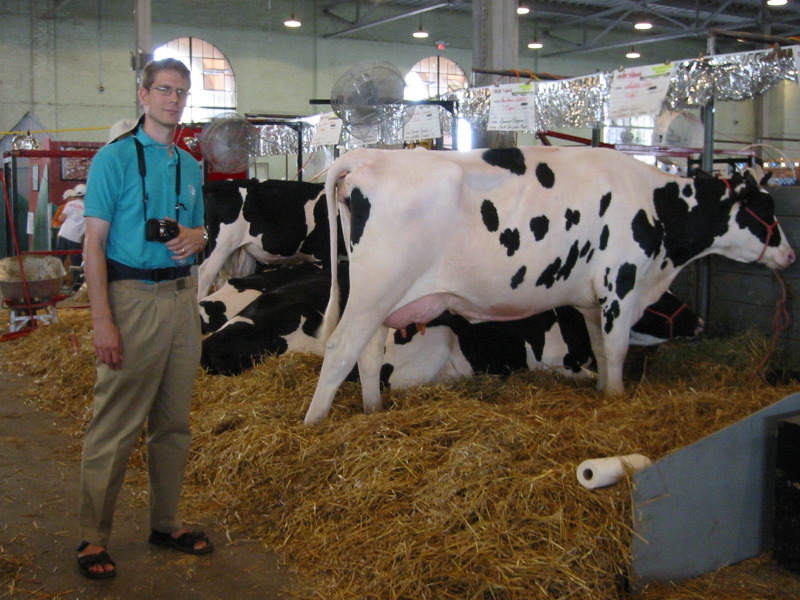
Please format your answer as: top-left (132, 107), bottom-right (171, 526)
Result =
top-left (79, 276), bottom-right (201, 547)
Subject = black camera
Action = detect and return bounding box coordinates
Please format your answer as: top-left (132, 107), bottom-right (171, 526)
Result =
top-left (145, 218), bottom-right (180, 242)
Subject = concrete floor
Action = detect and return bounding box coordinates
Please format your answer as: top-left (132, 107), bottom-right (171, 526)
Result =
top-left (0, 348), bottom-right (296, 600)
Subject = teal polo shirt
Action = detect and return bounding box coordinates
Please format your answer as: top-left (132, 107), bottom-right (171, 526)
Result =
top-left (84, 128), bottom-right (204, 270)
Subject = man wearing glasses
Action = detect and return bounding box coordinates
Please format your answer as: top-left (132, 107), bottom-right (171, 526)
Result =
top-left (77, 58), bottom-right (212, 579)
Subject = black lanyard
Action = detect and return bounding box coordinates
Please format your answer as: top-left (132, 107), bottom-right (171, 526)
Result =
top-left (133, 136), bottom-right (182, 223)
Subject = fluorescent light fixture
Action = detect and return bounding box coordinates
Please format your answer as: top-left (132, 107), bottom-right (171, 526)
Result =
top-left (413, 26), bottom-right (429, 38)
top-left (527, 40), bottom-right (543, 49)
top-left (517, 3), bottom-right (530, 15)
top-left (634, 19), bottom-right (653, 30)
top-left (767, 0), bottom-right (788, 6)
top-left (284, 14), bottom-right (301, 27)
top-left (626, 47), bottom-right (641, 59)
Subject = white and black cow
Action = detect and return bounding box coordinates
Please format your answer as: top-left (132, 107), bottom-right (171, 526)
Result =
top-left (380, 292), bottom-right (703, 388)
top-left (198, 178), bottom-right (345, 298)
top-left (201, 261), bottom-right (702, 384)
top-left (201, 263), bottom-right (348, 375)
top-left (305, 146), bottom-right (795, 424)
top-left (199, 261), bottom-right (325, 334)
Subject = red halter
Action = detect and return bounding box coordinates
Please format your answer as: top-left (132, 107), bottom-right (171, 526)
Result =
top-left (644, 302), bottom-right (689, 341)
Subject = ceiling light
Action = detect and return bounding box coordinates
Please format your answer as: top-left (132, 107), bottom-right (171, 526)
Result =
top-left (767, 0), bottom-right (788, 6)
top-left (517, 3), bottom-right (530, 15)
top-left (634, 18), bottom-right (653, 30)
top-left (626, 47), bottom-right (641, 59)
top-left (413, 16), bottom-right (428, 38)
top-left (284, 14), bottom-right (301, 27)
top-left (527, 40), bottom-right (543, 49)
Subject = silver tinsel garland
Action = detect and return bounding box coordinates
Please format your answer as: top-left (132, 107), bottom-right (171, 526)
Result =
top-left (251, 46), bottom-right (797, 155)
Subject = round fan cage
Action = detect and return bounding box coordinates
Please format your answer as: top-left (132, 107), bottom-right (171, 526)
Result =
top-left (200, 113), bottom-right (260, 173)
top-left (330, 61), bottom-right (413, 141)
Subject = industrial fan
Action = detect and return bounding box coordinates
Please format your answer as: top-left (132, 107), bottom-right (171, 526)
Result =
top-left (330, 61), bottom-right (413, 142)
top-left (199, 113), bottom-right (260, 173)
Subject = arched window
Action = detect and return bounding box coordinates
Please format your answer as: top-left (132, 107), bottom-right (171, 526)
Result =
top-left (404, 56), bottom-right (469, 100)
top-left (154, 38), bottom-right (236, 122)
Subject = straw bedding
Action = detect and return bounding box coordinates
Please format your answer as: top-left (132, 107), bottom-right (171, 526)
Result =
top-left (3, 309), bottom-right (799, 599)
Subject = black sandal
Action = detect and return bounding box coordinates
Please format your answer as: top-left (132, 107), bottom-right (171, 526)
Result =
top-left (76, 541), bottom-right (116, 579)
top-left (148, 529), bottom-right (214, 555)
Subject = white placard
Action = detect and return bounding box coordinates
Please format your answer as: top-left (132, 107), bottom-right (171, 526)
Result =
top-left (403, 106), bottom-right (442, 141)
top-left (609, 63), bottom-right (674, 120)
top-left (487, 83), bottom-right (537, 131)
top-left (26, 211), bottom-right (35, 235)
top-left (311, 113), bottom-right (343, 146)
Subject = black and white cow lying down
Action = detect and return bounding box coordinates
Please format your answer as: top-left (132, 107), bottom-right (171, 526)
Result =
top-left (200, 262), bottom-right (703, 386)
top-left (303, 146), bottom-right (795, 424)
top-left (198, 178), bottom-right (345, 299)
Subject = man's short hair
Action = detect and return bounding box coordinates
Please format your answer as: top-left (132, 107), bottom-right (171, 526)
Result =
top-left (141, 58), bottom-right (191, 90)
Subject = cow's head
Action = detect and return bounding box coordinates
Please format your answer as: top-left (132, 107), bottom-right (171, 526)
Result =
top-left (725, 169), bottom-right (795, 270)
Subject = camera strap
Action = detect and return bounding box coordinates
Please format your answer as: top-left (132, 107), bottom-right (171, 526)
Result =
top-left (133, 136), bottom-right (182, 223)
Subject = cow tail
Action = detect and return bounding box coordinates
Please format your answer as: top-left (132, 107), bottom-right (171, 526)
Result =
top-left (318, 158), bottom-right (349, 344)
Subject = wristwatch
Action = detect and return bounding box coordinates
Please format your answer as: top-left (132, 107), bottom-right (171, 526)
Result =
top-left (201, 227), bottom-right (209, 245)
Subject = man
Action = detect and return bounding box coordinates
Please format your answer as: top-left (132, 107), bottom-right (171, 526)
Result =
top-left (77, 58), bottom-right (212, 579)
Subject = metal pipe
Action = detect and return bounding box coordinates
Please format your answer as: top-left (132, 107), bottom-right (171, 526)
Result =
top-left (323, 2), bottom-right (451, 39)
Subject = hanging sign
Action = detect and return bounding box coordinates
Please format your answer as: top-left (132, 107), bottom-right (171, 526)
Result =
top-left (487, 82), bottom-right (537, 131)
top-left (311, 113), bottom-right (343, 146)
top-left (609, 63), bottom-right (674, 120)
top-left (403, 106), bottom-right (442, 141)
top-left (793, 46), bottom-right (800, 88)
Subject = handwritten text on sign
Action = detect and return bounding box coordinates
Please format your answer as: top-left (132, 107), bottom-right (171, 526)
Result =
top-left (487, 83), bottom-right (537, 131)
top-left (609, 63), bottom-right (673, 120)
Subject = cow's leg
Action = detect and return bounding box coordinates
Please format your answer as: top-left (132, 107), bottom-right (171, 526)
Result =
top-left (304, 316), bottom-right (386, 425)
top-left (357, 324), bottom-right (389, 414)
top-left (579, 308), bottom-right (608, 390)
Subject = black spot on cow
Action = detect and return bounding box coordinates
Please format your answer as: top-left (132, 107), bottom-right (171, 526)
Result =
top-left (653, 178), bottom-right (734, 267)
top-left (579, 240), bottom-right (592, 258)
top-left (200, 300), bottom-right (229, 334)
top-left (631, 209), bottom-right (663, 258)
top-left (535, 162), bottom-right (556, 189)
top-left (348, 187), bottom-right (371, 247)
top-left (536, 258), bottom-right (561, 289)
top-left (733, 174), bottom-right (784, 248)
top-left (530, 215), bottom-right (549, 241)
top-left (682, 183), bottom-right (693, 198)
top-left (599, 225), bottom-right (610, 250)
top-left (565, 208), bottom-right (580, 231)
top-left (510, 266), bottom-right (526, 289)
top-left (554, 306), bottom-right (595, 373)
top-left (379, 363), bottom-right (395, 388)
top-left (603, 267), bottom-right (612, 291)
top-left (500, 228), bottom-right (520, 256)
top-left (599, 192), bottom-right (612, 217)
top-left (559, 241), bottom-right (581, 281)
top-left (481, 199), bottom-right (500, 232)
top-left (482, 148), bottom-right (527, 175)
top-left (603, 299), bottom-right (621, 334)
top-left (585, 249), bottom-right (595, 263)
top-left (240, 179), bottom-right (324, 257)
top-left (535, 241), bottom-right (580, 288)
top-left (615, 263), bottom-right (637, 300)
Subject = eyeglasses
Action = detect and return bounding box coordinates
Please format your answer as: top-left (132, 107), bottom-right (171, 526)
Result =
top-left (149, 86), bottom-right (190, 99)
